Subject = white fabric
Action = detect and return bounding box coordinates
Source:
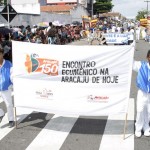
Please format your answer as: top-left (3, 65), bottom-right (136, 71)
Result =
top-left (141, 30), bottom-right (146, 40)
top-left (1, 88), bottom-right (14, 121)
top-left (0, 108), bottom-right (4, 117)
top-left (135, 89), bottom-right (150, 132)
top-left (12, 41), bottom-right (134, 116)
top-left (135, 28), bottom-right (141, 40)
top-left (133, 61), bottom-right (150, 132)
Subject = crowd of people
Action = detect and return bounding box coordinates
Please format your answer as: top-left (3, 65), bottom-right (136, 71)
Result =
top-left (0, 18), bottom-right (146, 63)
top-left (1, 17), bottom-right (150, 135)
top-left (0, 22), bottom-right (84, 62)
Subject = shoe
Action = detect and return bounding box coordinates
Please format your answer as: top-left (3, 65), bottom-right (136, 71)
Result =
top-left (144, 131), bottom-right (150, 137)
top-left (9, 121), bottom-right (15, 128)
top-left (135, 131), bottom-right (142, 138)
top-left (0, 114), bottom-right (5, 123)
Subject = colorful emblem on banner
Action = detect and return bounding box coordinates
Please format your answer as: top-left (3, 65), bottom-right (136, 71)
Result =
top-left (24, 53), bottom-right (58, 75)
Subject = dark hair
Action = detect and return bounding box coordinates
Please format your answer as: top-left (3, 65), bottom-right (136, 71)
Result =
top-left (49, 22), bottom-right (52, 26)
top-left (147, 50), bottom-right (150, 57)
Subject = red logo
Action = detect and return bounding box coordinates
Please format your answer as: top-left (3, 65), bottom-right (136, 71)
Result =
top-left (25, 54), bottom-right (59, 76)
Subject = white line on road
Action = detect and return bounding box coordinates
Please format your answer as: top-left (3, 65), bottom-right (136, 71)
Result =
top-left (99, 98), bottom-right (134, 150)
top-left (0, 108), bottom-right (33, 140)
top-left (26, 115), bottom-right (78, 150)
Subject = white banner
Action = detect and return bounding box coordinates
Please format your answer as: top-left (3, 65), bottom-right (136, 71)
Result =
top-left (12, 41), bottom-right (134, 116)
top-left (104, 33), bottom-right (128, 44)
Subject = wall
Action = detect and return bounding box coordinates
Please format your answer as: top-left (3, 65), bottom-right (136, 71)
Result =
top-left (46, 0), bottom-right (77, 3)
top-left (0, 4), bottom-right (88, 27)
top-left (12, 3), bottom-right (40, 15)
top-left (11, 0), bottom-right (39, 4)
top-left (10, 0), bottom-right (40, 15)
top-left (71, 5), bottom-right (89, 22)
top-left (0, 13), bottom-right (72, 27)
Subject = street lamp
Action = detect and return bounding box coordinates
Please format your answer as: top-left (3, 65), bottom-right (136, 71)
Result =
top-left (144, 0), bottom-right (150, 17)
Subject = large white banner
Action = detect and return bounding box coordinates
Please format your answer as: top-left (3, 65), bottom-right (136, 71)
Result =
top-left (12, 41), bottom-right (134, 116)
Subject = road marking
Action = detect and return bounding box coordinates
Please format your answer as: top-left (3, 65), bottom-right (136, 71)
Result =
top-left (0, 99), bottom-right (135, 150)
top-left (0, 97), bottom-right (3, 103)
top-left (99, 98), bottom-right (134, 150)
top-left (0, 108), bottom-right (32, 140)
top-left (26, 115), bottom-right (78, 150)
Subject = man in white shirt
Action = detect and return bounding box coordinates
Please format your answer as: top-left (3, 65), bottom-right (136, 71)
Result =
top-left (133, 50), bottom-right (150, 137)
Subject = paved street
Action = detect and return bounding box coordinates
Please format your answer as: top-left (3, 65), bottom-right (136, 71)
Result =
top-left (0, 39), bottom-right (150, 150)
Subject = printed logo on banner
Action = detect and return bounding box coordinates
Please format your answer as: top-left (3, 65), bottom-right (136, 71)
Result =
top-left (35, 88), bottom-right (53, 100)
top-left (87, 95), bottom-right (109, 103)
top-left (24, 53), bottom-right (59, 75)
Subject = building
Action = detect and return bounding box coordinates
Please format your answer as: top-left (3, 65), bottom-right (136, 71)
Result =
top-left (11, 0), bottom-right (40, 15)
top-left (0, 0), bottom-right (41, 26)
top-left (99, 12), bottom-right (126, 21)
top-left (0, 0), bottom-right (89, 26)
top-left (40, 0), bottom-right (89, 23)
top-left (39, 0), bottom-right (90, 8)
top-left (46, 0), bottom-right (86, 7)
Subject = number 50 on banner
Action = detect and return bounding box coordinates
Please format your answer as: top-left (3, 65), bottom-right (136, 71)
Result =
top-left (25, 54), bottom-right (59, 76)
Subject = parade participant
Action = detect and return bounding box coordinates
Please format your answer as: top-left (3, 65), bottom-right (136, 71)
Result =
top-left (99, 30), bottom-right (107, 45)
top-left (133, 50), bottom-right (150, 137)
top-left (0, 45), bottom-right (14, 128)
top-left (87, 29), bottom-right (94, 45)
top-left (126, 27), bottom-right (134, 45)
top-left (46, 24), bottom-right (57, 44)
top-left (135, 26), bottom-right (141, 41)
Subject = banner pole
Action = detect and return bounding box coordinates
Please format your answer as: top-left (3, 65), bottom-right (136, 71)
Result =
top-left (123, 113), bottom-right (128, 140)
top-left (14, 107), bottom-right (18, 129)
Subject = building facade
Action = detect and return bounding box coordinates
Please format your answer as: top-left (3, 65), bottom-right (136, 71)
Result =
top-left (40, 0), bottom-right (87, 8)
top-left (0, 0), bottom-right (89, 27)
top-left (11, 0), bottom-right (40, 15)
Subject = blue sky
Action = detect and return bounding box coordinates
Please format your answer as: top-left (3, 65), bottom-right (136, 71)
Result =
top-left (112, 0), bottom-right (147, 18)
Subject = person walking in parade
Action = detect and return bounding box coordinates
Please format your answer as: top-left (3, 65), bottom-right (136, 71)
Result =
top-left (0, 45), bottom-right (14, 128)
top-left (133, 50), bottom-right (150, 137)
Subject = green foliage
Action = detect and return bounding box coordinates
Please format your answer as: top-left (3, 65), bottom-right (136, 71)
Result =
top-left (136, 9), bottom-right (147, 20)
top-left (0, 0), bottom-right (7, 5)
top-left (0, 0), bottom-right (3, 5)
top-left (93, 0), bottom-right (114, 14)
top-left (4, 0), bottom-right (7, 5)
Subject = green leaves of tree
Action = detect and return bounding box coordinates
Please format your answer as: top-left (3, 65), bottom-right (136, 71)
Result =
top-left (93, 0), bottom-right (114, 14)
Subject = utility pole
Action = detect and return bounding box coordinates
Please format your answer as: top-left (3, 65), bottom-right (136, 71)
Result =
top-left (7, 0), bottom-right (10, 28)
top-left (91, 0), bottom-right (93, 17)
top-left (144, 0), bottom-right (150, 17)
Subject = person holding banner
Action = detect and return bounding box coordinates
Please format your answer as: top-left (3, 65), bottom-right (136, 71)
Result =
top-left (90, 29), bottom-right (107, 45)
top-left (0, 45), bottom-right (14, 128)
top-left (99, 30), bottom-right (107, 45)
top-left (133, 50), bottom-right (150, 137)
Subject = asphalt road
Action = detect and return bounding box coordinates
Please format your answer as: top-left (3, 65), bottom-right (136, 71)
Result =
top-left (0, 39), bottom-right (150, 150)
top-left (71, 38), bottom-right (150, 150)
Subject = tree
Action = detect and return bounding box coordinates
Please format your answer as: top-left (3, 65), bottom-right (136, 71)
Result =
top-left (0, 0), bottom-right (7, 5)
top-left (93, 0), bottom-right (114, 15)
top-left (136, 9), bottom-right (147, 20)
